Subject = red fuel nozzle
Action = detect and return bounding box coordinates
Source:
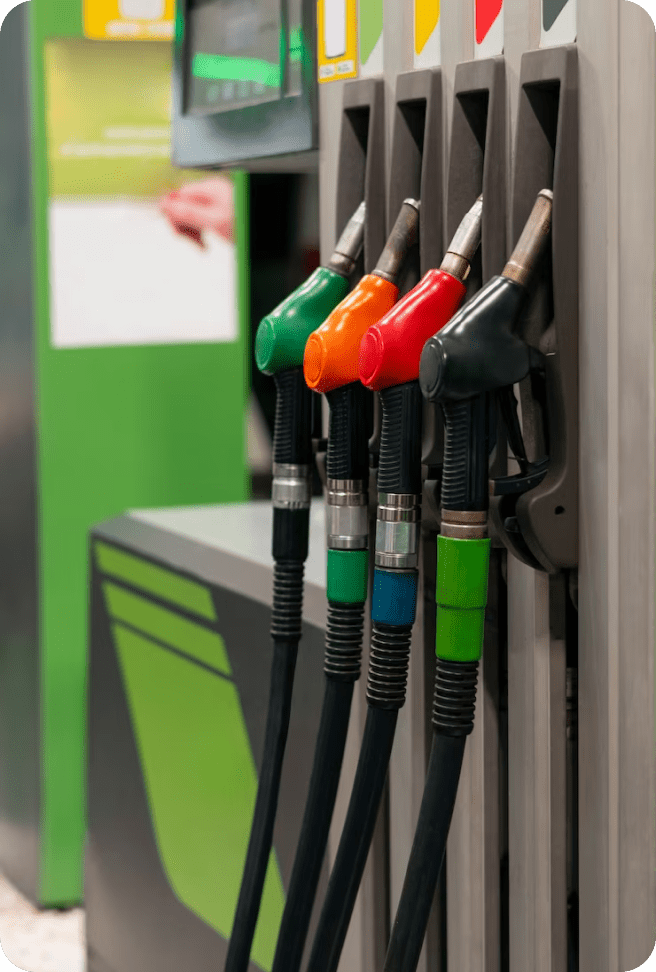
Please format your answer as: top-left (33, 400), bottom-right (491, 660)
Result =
top-left (304, 200), bottom-right (420, 394)
top-left (359, 197), bottom-right (483, 392)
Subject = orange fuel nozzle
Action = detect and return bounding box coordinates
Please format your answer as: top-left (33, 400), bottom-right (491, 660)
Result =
top-left (304, 200), bottom-right (420, 394)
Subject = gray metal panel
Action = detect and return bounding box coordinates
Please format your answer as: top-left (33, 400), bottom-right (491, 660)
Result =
top-left (98, 502), bottom-right (328, 630)
top-left (86, 536), bottom-right (328, 972)
top-left (507, 564), bottom-right (567, 971)
top-left (576, 1), bottom-right (656, 970)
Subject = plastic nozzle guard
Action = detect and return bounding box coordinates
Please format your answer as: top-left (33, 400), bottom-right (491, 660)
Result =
top-left (359, 197), bottom-right (483, 392)
top-left (304, 201), bottom-right (420, 394)
top-left (255, 203), bottom-right (366, 376)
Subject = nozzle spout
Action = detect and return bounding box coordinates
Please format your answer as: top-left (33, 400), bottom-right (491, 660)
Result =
top-left (441, 195), bottom-right (483, 283)
top-left (502, 189), bottom-right (553, 289)
top-left (373, 199), bottom-right (421, 285)
top-left (328, 201), bottom-right (367, 278)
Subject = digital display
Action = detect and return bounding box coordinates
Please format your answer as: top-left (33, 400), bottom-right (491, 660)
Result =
top-left (187, 0), bottom-right (287, 116)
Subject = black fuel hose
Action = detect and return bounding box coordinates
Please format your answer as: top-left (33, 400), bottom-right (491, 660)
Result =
top-left (225, 368), bottom-right (313, 972)
top-left (271, 383), bottom-right (371, 972)
top-left (382, 394), bottom-right (488, 972)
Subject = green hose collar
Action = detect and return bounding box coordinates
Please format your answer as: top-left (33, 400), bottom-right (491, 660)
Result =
top-left (435, 535), bottom-right (491, 663)
top-left (327, 549), bottom-right (369, 604)
top-left (255, 267), bottom-right (349, 375)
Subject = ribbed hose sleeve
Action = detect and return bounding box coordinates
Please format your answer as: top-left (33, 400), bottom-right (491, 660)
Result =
top-left (440, 394), bottom-right (489, 512)
top-left (377, 381), bottom-right (424, 495)
top-left (273, 368), bottom-right (314, 466)
top-left (306, 706), bottom-right (399, 972)
top-left (271, 602), bottom-right (364, 972)
top-left (326, 383), bottom-right (372, 481)
top-left (225, 560), bottom-right (306, 972)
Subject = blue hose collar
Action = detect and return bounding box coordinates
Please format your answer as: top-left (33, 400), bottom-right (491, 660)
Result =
top-left (371, 569), bottom-right (418, 627)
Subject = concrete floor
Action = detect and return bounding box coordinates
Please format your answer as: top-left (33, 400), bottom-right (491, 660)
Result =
top-left (0, 875), bottom-right (84, 972)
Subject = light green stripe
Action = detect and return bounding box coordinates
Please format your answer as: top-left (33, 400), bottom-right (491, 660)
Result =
top-left (95, 541), bottom-right (216, 622)
top-left (103, 583), bottom-right (231, 676)
top-left (113, 624), bottom-right (285, 970)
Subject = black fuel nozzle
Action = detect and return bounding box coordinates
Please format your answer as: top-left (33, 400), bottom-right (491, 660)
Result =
top-left (419, 189), bottom-right (553, 519)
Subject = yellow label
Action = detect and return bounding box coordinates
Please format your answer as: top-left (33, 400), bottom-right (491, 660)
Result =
top-left (84, 0), bottom-right (175, 41)
top-left (317, 0), bottom-right (358, 83)
top-left (415, 0), bottom-right (440, 55)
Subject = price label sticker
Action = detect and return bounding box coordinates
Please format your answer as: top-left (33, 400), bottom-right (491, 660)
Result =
top-left (317, 0), bottom-right (358, 83)
top-left (84, 0), bottom-right (175, 41)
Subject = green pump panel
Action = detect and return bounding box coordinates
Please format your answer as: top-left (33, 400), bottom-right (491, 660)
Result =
top-left (0, 0), bottom-right (249, 907)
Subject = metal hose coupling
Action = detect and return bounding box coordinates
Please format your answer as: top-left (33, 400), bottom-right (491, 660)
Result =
top-left (326, 479), bottom-right (369, 550)
top-left (375, 492), bottom-right (422, 570)
top-left (272, 463), bottom-right (313, 511)
top-left (440, 509), bottom-right (488, 540)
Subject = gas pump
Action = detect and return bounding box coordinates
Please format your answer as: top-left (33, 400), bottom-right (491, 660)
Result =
top-left (82, 5), bottom-right (655, 972)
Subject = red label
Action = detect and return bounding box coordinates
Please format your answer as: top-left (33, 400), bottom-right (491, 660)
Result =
top-left (476, 0), bottom-right (503, 43)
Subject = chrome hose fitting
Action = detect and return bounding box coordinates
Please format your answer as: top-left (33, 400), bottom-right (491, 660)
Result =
top-left (272, 463), bottom-right (313, 511)
top-left (326, 479), bottom-right (369, 550)
top-left (440, 509), bottom-right (488, 540)
top-left (375, 493), bottom-right (422, 570)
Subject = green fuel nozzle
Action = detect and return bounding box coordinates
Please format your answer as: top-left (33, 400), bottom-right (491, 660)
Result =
top-left (255, 202), bottom-right (366, 377)
top-left (227, 208), bottom-right (367, 972)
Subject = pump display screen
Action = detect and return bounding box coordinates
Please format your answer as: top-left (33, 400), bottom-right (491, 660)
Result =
top-left (186, 0), bottom-right (289, 116)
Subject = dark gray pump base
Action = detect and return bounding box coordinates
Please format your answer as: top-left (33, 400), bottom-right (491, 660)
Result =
top-left (86, 503), bottom-right (329, 972)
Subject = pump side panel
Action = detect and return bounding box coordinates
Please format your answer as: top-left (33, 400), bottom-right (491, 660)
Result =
top-left (86, 515), bottom-right (327, 972)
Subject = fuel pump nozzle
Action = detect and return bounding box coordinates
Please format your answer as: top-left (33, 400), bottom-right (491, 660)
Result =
top-left (226, 204), bottom-right (366, 972)
top-left (301, 200), bottom-right (483, 972)
top-left (304, 199), bottom-right (420, 394)
top-left (265, 200), bottom-right (420, 972)
top-left (380, 191), bottom-right (553, 972)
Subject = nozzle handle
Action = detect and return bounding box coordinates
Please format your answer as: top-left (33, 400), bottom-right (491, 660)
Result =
top-left (273, 368), bottom-right (315, 468)
top-left (440, 396), bottom-right (489, 514)
top-left (377, 382), bottom-right (424, 496)
top-left (326, 383), bottom-right (372, 482)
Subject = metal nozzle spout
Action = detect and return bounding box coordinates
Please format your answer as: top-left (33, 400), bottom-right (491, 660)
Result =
top-left (441, 194), bottom-right (484, 283)
top-left (373, 198), bottom-right (421, 285)
top-left (502, 189), bottom-right (553, 289)
top-left (328, 201), bottom-right (367, 278)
